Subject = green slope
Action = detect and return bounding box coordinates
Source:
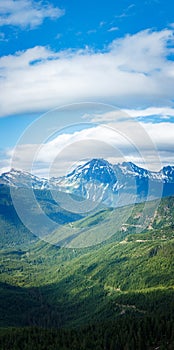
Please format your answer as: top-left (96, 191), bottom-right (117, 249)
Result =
top-left (0, 185), bottom-right (82, 249)
top-left (0, 185), bottom-right (37, 248)
top-left (0, 228), bottom-right (174, 348)
top-left (48, 196), bottom-right (174, 247)
top-left (0, 200), bottom-right (174, 326)
top-left (0, 196), bottom-right (174, 349)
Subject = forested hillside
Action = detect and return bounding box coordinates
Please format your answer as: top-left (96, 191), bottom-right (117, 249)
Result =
top-left (0, 195), bottom-right (174, 348)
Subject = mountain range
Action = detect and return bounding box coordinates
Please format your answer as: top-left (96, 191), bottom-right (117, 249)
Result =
top-left (1, 159), bottom-right (174, 208)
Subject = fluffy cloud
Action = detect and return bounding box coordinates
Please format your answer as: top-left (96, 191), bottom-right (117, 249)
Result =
top-left (0, 0), bottom-right (64, 29)
top-left (85, 107), bottom-right (174, 123)
top-left (0, 29), bottom-right (174, 117)
top-left (125, 107), bottom-right (174, 118)
top-left (4, 120), bottom-right (174, 177)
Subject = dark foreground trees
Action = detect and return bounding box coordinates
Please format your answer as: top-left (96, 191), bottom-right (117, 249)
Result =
top-left (0, 313), bottom-right (174, 350)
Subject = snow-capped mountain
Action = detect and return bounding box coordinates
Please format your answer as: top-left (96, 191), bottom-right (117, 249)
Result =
top-left (1, 159), bottom-right (174, 207)
top-left (52, 159), bottom-right (174, 205)
top-left (160, 166), bottom-right (174, 182)
top-left (115, 162), bottom-right (174, 182)
top-left (0, 168), bottom-right (49, 190)
top-left (52, 159), bottom-right (119, 204)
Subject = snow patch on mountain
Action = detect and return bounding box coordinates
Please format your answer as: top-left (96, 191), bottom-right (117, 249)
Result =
top-left (0, 159), bottom-right (174, 207)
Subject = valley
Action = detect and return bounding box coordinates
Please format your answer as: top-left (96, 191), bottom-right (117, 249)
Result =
top-left (0, 188), bottom-right (174, 348)
top-left (0, 160), bottom-right (174, 349)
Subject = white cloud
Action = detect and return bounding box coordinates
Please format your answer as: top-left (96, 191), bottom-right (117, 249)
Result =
top-left (83, 107), bottom-right (174, 123)
top-left (144, 122), bottom-right (174, 148)
top-left (0, 29), bottom-right (174, 117)
top-left (124, 107), bottom-right (174, 118)
top-left (4, 120), bottom-right (174, 177)
top-left (0, 149), bottom-right (11, 174)
top-left (82, 110), bottom-right (129, 123)
top-left (9, 126), bottom-right (132, 176)
top-left (109, 29), bottom-right (173, 72)
top-left (108, 27), bottom-right (119, 32)
top-left (115, 3), bottom-right (135, 19)
top-left (0, 0), bottom-right (64, 29)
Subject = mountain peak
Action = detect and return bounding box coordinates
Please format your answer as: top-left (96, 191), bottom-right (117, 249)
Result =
top-left (1, 160), bottom-right (174, 207)
top-left (66, 158), bottom-right (117, 186)
top-left (0, 168), bottom-right (48, 190)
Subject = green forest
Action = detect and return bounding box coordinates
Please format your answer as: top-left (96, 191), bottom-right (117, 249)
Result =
top-left (0, 187), bottom-right (174, 349)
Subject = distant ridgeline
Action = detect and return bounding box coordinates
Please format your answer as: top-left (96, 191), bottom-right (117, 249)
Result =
top-left (1, 159), bottom-right (174, 208)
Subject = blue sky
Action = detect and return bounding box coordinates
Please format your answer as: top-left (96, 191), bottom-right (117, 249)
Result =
top-left (0, 0), bottom-right (174, 175)
top-left (1, 0), bottom-right (173, 55)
